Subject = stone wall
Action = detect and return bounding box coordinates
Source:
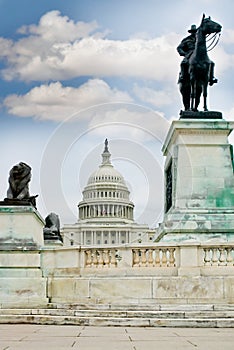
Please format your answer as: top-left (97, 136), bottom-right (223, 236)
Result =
top-left (42, 243), bottom-right (234, 305)
top-left (1, 242), bottom-right (234, 307)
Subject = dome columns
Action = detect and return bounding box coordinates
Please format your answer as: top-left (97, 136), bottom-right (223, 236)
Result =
top-left (79, 203), bottom-right (134, 220)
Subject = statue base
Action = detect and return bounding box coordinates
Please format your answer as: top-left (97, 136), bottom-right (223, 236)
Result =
top-left (2, 198), bottom-right (33, 206)
top-left (180, 110), bottom-right (222, 119)
top-left (2, 197), bottom-right (38, 208)
top-left (154, 117), bottom-right (234, 243)
top-left (0, 205), bottom-right (45, 250)
top-left (44, 231), bottom-right (63, 245)
top-left (44, 238), bottom-right (63, 246)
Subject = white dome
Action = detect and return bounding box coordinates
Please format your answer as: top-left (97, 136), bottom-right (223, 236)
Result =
top-left (87, 139), bottom-right (127, 186)
top-left (78, 139), bottom-right (134, 222)
top-left (88, 164), bottom-right (126, 185)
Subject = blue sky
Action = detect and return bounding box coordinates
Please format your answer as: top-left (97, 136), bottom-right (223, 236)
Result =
top-left (0, 0), bottom-right (234, 227)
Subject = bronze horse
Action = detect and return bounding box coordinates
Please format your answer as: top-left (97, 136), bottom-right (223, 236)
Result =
top-left (179, 15), bottom-right (222, 111)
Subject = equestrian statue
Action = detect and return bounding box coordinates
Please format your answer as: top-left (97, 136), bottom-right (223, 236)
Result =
top-left (177, 14), bottom-right (222, 112)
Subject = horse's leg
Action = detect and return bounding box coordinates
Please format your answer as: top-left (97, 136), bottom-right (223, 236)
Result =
top-left (191, 81), bottom-right (198, 111)
top-left (183, 85), bottom-right (190, 110)
top-left (195, 84), bottom-right (202, 111)
top-left (203, 83), bottom-right (208, 111)
top-left (190, 81), bottom-right (195, 110)
top-left (179, 83), bottom-right (187, 111)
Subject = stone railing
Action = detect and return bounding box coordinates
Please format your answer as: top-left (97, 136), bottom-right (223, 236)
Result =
top-left (41, 243), bottom-right (234, 275)
top-left (202, 246), bottom-right (234, 266)
top-left (83, 246), bottom-right (177, 268)
top-left (84, 248), bottom-right (118, 268)
top-left (132, 247), bottom-right (176, 267)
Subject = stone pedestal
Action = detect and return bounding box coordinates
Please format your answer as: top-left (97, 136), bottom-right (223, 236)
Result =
top-left (0, 250), bottom-right (48, 307)
top-left (0, 205), bottom-right (47, 306)
top-left (155, 118), bottom-right (234, 242)
top-left (44, 239), bottom-right (63, 247)
top-left (0, 205), bottom-right (45, 249)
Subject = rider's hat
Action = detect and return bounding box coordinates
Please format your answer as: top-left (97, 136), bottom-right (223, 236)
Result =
top-left (188, 24), bottom-right (197, 33)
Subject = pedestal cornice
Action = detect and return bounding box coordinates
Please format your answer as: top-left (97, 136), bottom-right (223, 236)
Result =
top-left (162, 118), bottom-right (234, 156)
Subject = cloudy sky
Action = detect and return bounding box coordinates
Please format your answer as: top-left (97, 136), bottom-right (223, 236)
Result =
top-left (0, 0), bottom-right (234, 227)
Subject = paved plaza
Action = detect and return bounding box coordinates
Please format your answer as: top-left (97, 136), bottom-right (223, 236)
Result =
top-left (0, 325), bottom-right (234, 350)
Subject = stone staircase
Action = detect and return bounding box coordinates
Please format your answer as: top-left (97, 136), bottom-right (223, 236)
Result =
top-left (1, 304), bottom-right (234, 327)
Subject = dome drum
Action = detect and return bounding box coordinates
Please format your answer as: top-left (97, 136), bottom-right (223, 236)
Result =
top-left (82, 189), bottom-right (130, 201)
top-left (78, 202), bottom-right (134, 221)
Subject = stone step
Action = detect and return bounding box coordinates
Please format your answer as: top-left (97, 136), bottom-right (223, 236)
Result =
top-left (1, 305), bottom-right (234, 327)
top-left (0, 314), bottom-right (234, 327)
top-left (1, 308), bottom-right (234, 319)
top-left (50, 303), bottom-right (234, 311)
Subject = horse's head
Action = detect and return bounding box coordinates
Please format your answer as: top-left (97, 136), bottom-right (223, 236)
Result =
top-left (200, 14), bottom-right (222, 35)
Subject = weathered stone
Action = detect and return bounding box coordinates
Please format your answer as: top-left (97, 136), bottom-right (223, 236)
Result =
top-left (153, 277), bottom-right (224, 300)
top-left (90, 278), bottom-right (152, 302)
top-left (50, 278), bottom-right (89, 302)
top-left (0, 206), bottom-right (44, 249)
top-left (0, 277), bottom-right (48, 307)
top-left (155, 119), bottom-right (234, 242)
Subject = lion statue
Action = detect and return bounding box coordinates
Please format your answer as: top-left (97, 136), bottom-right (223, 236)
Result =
top-left (43, 212), bottom-right (63, 242)
top-left (6, 162), bottom-right (38, 207)
top-left (7, 162), bottom-right (31, 199)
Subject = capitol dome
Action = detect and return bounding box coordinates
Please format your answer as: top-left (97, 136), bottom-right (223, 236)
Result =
top-left (87, 152), bottom-right (126, 186)
top-left (62, 139), bottom-right (152, 247)
top-left (78, 139), bottom-right (134, 222)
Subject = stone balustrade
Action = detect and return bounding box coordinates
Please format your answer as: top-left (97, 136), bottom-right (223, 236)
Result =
top-left (132, 247), bottom-right (176, 267)
top-left (84, 248), bottom-right (118, 268)
top-left (202, 246), bottom-right (234, 266)
top-left (40, 243), bottom-right (234, 272)
top-left (83, 246), bottom-right (177, 268)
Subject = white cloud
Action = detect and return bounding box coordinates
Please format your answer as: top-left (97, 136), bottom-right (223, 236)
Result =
top-left (0, 37), bottom-right (13, 57)
top-left (133, 84), bottom-right (176, 107)
top-left (59, 34), bottom-right (180, 81)
top-left (3, 79), bottom-right (132, 121)
top-left (17, 10), bottom-right (99, 42)
top-left (0, 10), bottom-right (180, 82)
top-left (209, 46), bottom-right (234, 76)
top-left (0, 10), bottom-right (100, 81)
top-left (88, 106), bottom-right (170, 144)
top-left (222, 29), bottom-right (234, 44)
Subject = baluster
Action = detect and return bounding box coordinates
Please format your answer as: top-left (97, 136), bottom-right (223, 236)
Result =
top-left (103, 249), bottom-right (110, 267)
top-left (133, 249), bottom-right (140, 267)
top-left (211, 248), bottom-right (219, 266)
top-left (92, 250), bottom-right (98, 268)
top-left (155, 249), bottom-right (160, 266)
top-left (226, 248), bottom-right (233, 266)
top-left (110, 250), bottom-right (117, 267)
top-left (140, 249), bottom-right (147, 267)
top-left (218, 248), bottom-right (226, 266)
top-left (204, 248), bottom-right (211, 266)
top-left (161, 249), bottom-right (168, 267)
top-left (85, 249), bottom-right (92, 267)
top-left (132, 250), bottom-right (136, 267)
top-left (169, 248), bottom-right (176, 267)
top-left (148, 249), bottom-right (154, 266)
top-left (97, 250), bottom-right (104, 267)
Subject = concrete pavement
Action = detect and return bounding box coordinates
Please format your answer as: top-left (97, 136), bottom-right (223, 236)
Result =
top-left (0, 324), bottom-right (234, 350)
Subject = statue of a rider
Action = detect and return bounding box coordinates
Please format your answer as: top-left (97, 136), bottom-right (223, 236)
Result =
top-left (177, 24), bottom-right (217, 86)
